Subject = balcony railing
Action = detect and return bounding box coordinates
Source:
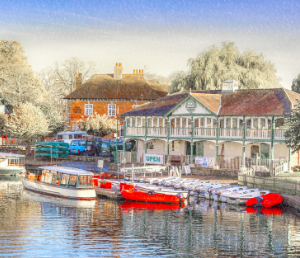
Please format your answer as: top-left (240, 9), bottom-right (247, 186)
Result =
top-left (125, 126), bottom-right (287, 141)
top-left (126, 127), bottom-right (145, 136)
top-left (274, 129), bottom-right (287, 140)
top-left (170, 127), bottom-right (192, 137)
top-left (246, 129), bottom-right (271, 139)
top-left (148, 127), bottom-right (167, 137)
top-left (194, 128), bottom-right (216, 138)
top-left (219, 128), bottom-right (243, 138)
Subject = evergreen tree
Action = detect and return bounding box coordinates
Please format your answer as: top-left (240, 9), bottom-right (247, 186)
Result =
top-left (291, 74), bottom-right (300, 94)
top-left (285, 100), bottom-right (300, 153)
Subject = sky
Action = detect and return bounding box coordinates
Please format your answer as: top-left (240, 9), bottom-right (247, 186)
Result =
top-left (1, 0), bottom-right (300, 89)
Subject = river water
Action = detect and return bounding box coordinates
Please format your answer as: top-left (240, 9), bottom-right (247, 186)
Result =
top-left (1, 177), bottom-right (300, 257)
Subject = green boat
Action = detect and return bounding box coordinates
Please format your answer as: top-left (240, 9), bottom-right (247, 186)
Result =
top-left (35, 152), bottom-right (68, 159)
top-left (35, 142), bottom-right (69, 148)
top-left (35, 147), bottom-right (69, 153)
top-left (0, 152), bottom-right (25, 176)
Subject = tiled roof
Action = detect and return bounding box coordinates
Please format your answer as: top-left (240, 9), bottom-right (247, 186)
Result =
top-left (191, 93), bottom-right (221, 114)
top-left (122, 88), bottom-right (300, 117)
top-left (64, 74), bottom-right (167, 100)
top-left (219, 88), bottom-right (292, 116)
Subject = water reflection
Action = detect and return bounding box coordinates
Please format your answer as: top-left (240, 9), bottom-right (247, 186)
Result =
top-left (0, 179), bottom-right (300, 257)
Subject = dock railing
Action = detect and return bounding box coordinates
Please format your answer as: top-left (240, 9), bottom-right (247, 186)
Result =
top-left (120, 165), bottom-right (167, 179)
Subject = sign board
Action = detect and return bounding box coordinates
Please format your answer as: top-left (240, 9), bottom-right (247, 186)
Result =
top-left (98, 160), bottom-right (104, 168)
top-left (195, 157), bottom-right (214, 167)
top-left (185, 99), bottom-right (196, 113)
top-left (195, 157), bottom-right (203, 164)
top-left (143, 154), bottom-right (164, 165)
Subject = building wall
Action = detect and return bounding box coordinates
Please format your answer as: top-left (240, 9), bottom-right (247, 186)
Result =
top-left (169, 140), bottom-right (187, 156)
top-left (68, 100), bottom-right (147, 130)
top-left (274, 143), bottom-right (289, 160)
top-left (203, 141), bottom-right (216, 158)
top-left (219, 142), bottom-right (243, 159)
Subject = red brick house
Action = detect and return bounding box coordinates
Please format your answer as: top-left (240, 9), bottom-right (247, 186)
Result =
top-left (64, 63), bottom-right (169, 135)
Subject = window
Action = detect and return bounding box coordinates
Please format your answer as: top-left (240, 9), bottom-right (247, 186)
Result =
top-left (69, 175), bottom-right (78, 186)
top-left (61, 174), bottom-right (70, 185)
top-left (84, 104), bottom-right (93, 116)
top-left (73, 124), bottom-right (78, 131)
top-left (79, 175), bottom-right (92, 186)
top-left (108, 104), bottom-right (116, 116)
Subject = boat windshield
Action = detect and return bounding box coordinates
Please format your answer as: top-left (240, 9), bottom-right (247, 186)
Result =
top-left (78, 175), bottom-right (93, 187)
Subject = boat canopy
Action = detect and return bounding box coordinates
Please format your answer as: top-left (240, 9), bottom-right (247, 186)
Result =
top-left (0, 152), bottom-right (25, 158)
top-left (38, 166), bottom-right (94, 176)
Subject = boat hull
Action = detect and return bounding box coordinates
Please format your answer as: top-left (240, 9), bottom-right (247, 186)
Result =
top-left (0, 167), bottom-right (24, 176)
top-left (246, 193), bottom-right (283, 208)
top-left (121, 188), bottom-right (184, 204)
top-left (21, 177), bottom-right (96, 200)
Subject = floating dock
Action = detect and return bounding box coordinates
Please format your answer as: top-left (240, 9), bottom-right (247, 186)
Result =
top-left (95, 187), bottom-right (124, 200)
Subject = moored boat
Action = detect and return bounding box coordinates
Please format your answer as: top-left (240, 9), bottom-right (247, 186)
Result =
top-left (246, 193), bottom-right (283, 207)
top-left (21, 166), bottom-right (96, 200)
top-left (121, 185), bottom-right (185, 203)
top-left (0, 152), bottom-right (25, 176)
top-left (226, 189), bottom-right (260, 204)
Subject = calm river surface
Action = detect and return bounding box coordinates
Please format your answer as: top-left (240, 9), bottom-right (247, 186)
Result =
top-left (1, 177), bottom-right (300, 257)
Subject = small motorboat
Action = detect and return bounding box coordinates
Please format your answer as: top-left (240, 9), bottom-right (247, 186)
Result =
top-left (246, 193), bottom-right (283, 207)
top-left (121, 186), bottom-right (185, 204)
top-left (197, 183), bottom-right (225, 198)
top-left (187, 181), bottom-right (211, 195)
top-left (234, 190), bottom-right (270, 205)
top-left (226, 189), bottom-right (260, 204)
top-left (216, 186), bottom-right (248, 202)
top-left (209, 185), bottom-right (241, 201)
top-left (204, 184), bottom-right (229, 199)
top-left (134, 183), bottom-right (189, 198)
top-left (164, 178), bottom-right (188, 187)
top-left (174, 179), bottom-right (200, 190)
top-left (153, 177), bottom-right (177, 185)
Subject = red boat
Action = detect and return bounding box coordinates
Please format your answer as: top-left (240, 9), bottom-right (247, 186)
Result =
top-left (246, 206), bottom-right (282, 215)
top-left (246, 193), bottom-right (283, 208)
top-left (121, 188), bottom-right (185, 204)
top-left (120, 201), bottom-right (184, 210)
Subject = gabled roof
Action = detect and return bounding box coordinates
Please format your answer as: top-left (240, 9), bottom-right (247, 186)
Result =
top-left (64, 74), bottom-right (168, 100)
top-left (122, 88), bottom-right (300, 117)
top-left (191, 93), bottom-right (221, 114)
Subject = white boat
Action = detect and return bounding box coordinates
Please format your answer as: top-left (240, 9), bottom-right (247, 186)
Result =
top-left (204, 184), bottom-right (229, 199)
top-left (21, 166), bottom-right (96, 200)
top-left (196, 182), bottom-right (222, 197)
top-left (226, 189), bottom-right (260, 204)
top-left (174, 179), bottom-right (201, 190)
top-left (164, 178), bottom-right (188, 187)
top-left (153, 177), bottom-right (176, 185)
top-left (0, 152), bottom-right (25, 176)
top-left (235, 190), bottom-right (270, 205)
top-left (214, 186), bottom-right (248, 202)
top-left (187, 181), bottom-right (211, 195)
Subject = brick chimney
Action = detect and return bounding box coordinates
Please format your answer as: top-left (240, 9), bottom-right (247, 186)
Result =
top-left (114, 62), bottom-right (123, 79)
top-left (75, 73), bottom-right (83, 89)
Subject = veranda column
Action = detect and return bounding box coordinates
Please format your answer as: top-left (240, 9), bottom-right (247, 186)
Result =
top-left (242, 116), bottom-right (246, 168)
top-left (123, 118), bottom-right (126, 156)
top-left (190, 119), bottom-right (194, 163)
top-left (144, 116), bottom-right (148, 154)
top-left (270, 116), bottom-right (274, 160)
top-left (215, 117), bottom-right (219, 167)
top-left (167, 118), bottom-right (170, 159)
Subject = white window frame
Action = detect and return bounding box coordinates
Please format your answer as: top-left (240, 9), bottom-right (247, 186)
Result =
top-left (108, 104), bottom-right (116, 116)
top-left (72, 124), bottom-right (79, 131)
top-left (84, 104), bottom-right (93, 116)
